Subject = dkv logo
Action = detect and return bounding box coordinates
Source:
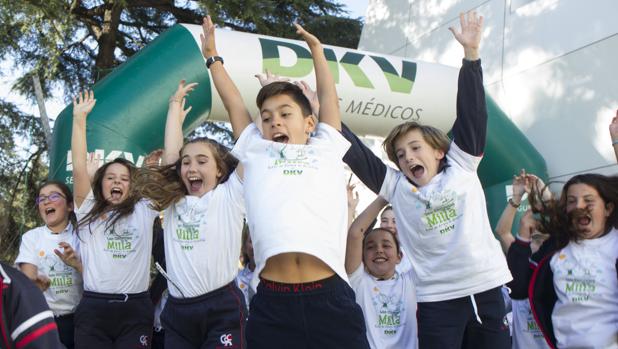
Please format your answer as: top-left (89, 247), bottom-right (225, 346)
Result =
top-left (65, 149), bottom-right (146, 172)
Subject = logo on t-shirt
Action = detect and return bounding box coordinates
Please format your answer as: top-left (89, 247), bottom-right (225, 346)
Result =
top-left (266, 144), bottom-right (318, 174)
top-left (420, 189), bottom-right (459, 235)
top-left (173, 221), bottom-right (205, 251)
top-left (554, 255), bottom-right (599, 303)
top-left (371, 287), bottom-right (404, 335)
top-left (40, 254), bottom-right (75, 294)
top-left (104, 226), bottom-right (138, 259)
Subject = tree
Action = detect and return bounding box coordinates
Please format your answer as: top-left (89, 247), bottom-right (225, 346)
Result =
top-left (0, 0), bottom-right (362, 261)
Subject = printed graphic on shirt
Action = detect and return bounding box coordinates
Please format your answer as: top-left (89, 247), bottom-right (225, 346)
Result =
top-left (419, 189), bottom-right (460, 236)
top-left (267, 143), bottom-right (318, 175)
top-left (220, 333), bottom-right (233, 346)
top-left (371, 286), bottom-right (405, 335)
top-left (554, 253), bottom-right (600, 303)
top-left (516, 304), bottom-right (543, 338)
top-left (104, 226), bottom-right (139, 259)
top-left (39, 251), bottom-right (76, 295)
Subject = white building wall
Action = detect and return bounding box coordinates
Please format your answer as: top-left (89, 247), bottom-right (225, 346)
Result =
top-left (358, 0), bottom-right (618, 181)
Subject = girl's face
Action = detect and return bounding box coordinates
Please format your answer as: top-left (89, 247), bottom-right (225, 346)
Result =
top-left (180, 142), bottom-right (222, 197)
top-left (37, 184), bottom-right (72, 232)
top-left (363, 229), bottom-right (401, 280)
top-left (101, 163), bottom-right (131, 204)
top-left (394, 129), bottom-right (445, 187)
top-left (565, 183), bottom-right (614, 239)
top-left (380, 209), bottom-right (397, 235)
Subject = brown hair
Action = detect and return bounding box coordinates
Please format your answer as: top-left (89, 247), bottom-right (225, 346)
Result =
top-left (533, 173), bottom-right (618, 249)
top-left (256, 81), bottom-right (312, 117)
top-left (362, 227), bottom-right (402, 256)
top-left (133, 138), bottom-right (238, 211)
top-left (78, 158), bottom-right (140, 233)
top-left (383, 122), bottom-right (450, 172)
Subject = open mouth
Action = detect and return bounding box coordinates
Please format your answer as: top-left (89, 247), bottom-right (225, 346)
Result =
top-left (570, 208), bottom-right (592, 230)
top-left (45, 207), bottom-right (56, 216)
top-left (110, 188), bottom-right (123, 201)
top-left (411, 165), bottom-right (425, 179)
top-left (373, 257), bottom-right (388, 263)
top-left (188, 177), bottom-right (203, 193)
top-left (272, 133), bottom-right (289, 143)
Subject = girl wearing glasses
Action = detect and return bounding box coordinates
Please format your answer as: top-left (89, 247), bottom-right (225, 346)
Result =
top-left (16, 180), bottom-right (83, 349)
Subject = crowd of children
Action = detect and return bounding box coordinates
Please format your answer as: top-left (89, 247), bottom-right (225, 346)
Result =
top-left (3, 11), bottom-right (618, 349)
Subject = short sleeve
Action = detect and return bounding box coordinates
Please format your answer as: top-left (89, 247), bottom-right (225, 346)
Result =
top-left (379, 166), bottom-right (401, 202)
top-left (222, 170), bottom-right (245, 214)
top-left (446, 142), bottom-right (481, 173)
top-left (231, 123), bottom-right (261, 162)
top-left (313, 123), bottom-right (351, 158)
top-left (75, 190), bottom-right (95, 217)
top-left (348, 264), bottom-right (365, 289)
top-left (15, 230), bottom-right (38, 267)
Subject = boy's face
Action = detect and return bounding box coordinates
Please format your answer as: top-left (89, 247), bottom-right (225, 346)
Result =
top-left (363, 229), bottom-right (401, 280)
top-left (260, 94), bottom-right (315, 145)
top-left (394, 129), bottom-right (445, 187)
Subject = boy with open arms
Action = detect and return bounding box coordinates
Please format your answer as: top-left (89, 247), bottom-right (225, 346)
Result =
top-left (200, 16), bottom-right (370, 348)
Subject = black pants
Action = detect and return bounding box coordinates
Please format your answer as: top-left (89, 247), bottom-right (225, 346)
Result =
top-left (74, 291), bottom-right (154, 349)
top-left (161, 282), bottom-right (247, 349)
top-left (417, 286), bottom-right (510, 349)
top-left (246, 275), bottom-right (370, 349)
top-left (55, 313), bottom-right (74, 349)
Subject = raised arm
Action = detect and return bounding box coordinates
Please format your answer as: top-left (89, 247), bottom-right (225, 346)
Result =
top-left (346, 196), bottom-right (389, 274)
top-left (164, 80), bottom-right (197, 165)
top-left (495, 170), bottom-right (527, 253)
top-left (449, 12), bottom-right (487, 156)
top-left (201, 16), bottom-right (251, 139)
top-left (610, 109), bottom-right (618, 163)
top-left (294, 23), bottom-right (340, 130)
top-left (341, 123), bottom-right (387, 194)
top-left (71, 90), bottom-right (96, 208)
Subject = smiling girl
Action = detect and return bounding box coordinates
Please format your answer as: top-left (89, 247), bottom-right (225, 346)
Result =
top-left (16, 180), bottom-right (83, 348)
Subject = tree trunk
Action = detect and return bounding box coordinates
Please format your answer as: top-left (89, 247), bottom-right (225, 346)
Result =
top-left (94, 0), bottom-right (123, 81)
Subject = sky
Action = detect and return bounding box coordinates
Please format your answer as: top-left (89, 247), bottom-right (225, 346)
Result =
top-left (0, 1), bottom-right (370, 122)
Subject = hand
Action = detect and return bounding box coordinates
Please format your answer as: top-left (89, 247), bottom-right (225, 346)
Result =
top-left (85, 152), bottom-right (102, 184)
top-left (511, 169), bottom-right (527, 204)
top-left (145, 149), bottom-right (163, 167)
top-left (34, 274), bottom-right (51, 291)
top-left (55, 242), bottom-right (82, 272)
top-left (170, 80), bottom-right (197, 122)
top-left (448, 11), bottom-right (484, 60)
top-left (294, 22), bottom-right (321, 48)
top-left (200, 16), bottom-right (218, 58)
top-left (72, 90), bottom-right (96, 120)
top-left (347, 182), bottom-right (360, 213)
top-left (610, 109), bottom-right (618, 140)
top-left (254, 70), bottom-right (290, 87)
top-left (294, 80), bottom-right (320, 117)
top-left (518, 210), bottom-right (538, 240)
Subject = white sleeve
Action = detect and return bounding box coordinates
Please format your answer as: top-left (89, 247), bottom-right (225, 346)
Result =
top-left (75, 190), bottom-right (95, 217)
top-left (446, 142), bottom-right (482, 173)
top-left (231, 123), bottom-right (261, 162)
top-left (313, 123), bottom-right (351, 158)
top-left (379, 166), bottom-right (400, 202)
top-left (223, 170), bottom-right (245, 214)
top-left (15, 230), bottom-right (38, 266)
top-left (348, 263), bottom-right (365, 289)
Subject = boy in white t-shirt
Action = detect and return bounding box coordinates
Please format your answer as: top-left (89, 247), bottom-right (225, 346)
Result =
top-left (200, 16), bottom-right (369, 348)
top-left (341, 12), bottom-right (512, 348)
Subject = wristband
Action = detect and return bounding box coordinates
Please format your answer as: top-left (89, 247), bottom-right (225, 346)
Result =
top-left (612, 139), bottom-right (618, 145)
top-left (206, 56), bottom-right (224, 69)
top-left (508, 198), bottom-right (521, 208)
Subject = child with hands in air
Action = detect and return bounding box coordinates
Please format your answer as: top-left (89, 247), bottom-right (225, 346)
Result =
top-left (71, 90), bottom-right (159, 349)
top-left (341, 12), bottom-right (512, 348)
top-left (346, 195), bottom-right (418, 349)
top-left (200, 15), bottom-right (370, 348)
top-left (133, 79), bottom-right (247, 349)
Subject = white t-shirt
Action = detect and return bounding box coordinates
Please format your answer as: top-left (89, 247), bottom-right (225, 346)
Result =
top-left (511, 299), bottom-right (549, 349)
top-left (163, 172), bottom-right (245, 298)
top-left (550, 228), bottom-right (618, 349)
top-left (232, 123), bottom-right (351, 289)
top-left (235, 266), bottom-right (255, 310)
top-left (397, 247), bottom-right (413, 274)
top-left (349, 265), bottom-right (418, 349)
top-left (379, 142), bottom-right (512, 302)
top-left (76, 191), bottom-right (158, 293)
top-left (15, 224), bottom-right (83, 316)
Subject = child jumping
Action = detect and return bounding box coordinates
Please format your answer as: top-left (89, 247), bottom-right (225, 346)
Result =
top-left (133, 79), bottom-right (247, 349)
top-left (340, 12), bottom-right (512, 348)
top-left (200, 15), bottom-right (369, 348)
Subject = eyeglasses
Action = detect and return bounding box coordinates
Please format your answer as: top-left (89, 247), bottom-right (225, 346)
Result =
top-left (35, 193), bottom-right (66, 205)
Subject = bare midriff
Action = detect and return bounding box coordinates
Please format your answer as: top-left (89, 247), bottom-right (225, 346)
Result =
top-left (260, 252), bottom-right (335, 283)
